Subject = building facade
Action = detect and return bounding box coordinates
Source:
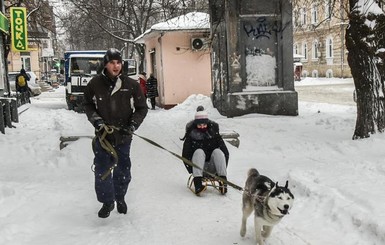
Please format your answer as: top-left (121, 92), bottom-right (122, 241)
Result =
top-left (135, 12), bottom-right (211, 109)
top-left (293, 0), bottom-right (351, 78)
top-left (0, 0), bottom-right (9, 96)
top-left (5, 0), bottom-right (57, 80)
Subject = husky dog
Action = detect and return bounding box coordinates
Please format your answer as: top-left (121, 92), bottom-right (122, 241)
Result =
top-left (240, 168), bottom-right (294, 245)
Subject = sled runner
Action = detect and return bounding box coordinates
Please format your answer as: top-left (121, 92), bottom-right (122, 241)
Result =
top-left (187, 174), bottom-right (227, 195)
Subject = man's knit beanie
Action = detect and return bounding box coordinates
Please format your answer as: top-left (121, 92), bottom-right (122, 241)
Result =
top-left (104, 48), bottom-right (122, 66)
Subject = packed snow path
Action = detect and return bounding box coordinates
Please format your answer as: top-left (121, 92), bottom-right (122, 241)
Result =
top-left (1, 82), bottom-right (384, 245)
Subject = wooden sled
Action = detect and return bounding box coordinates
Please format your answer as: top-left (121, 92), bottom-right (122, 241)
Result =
top-left (220, 130), bottom-right (240, 148)
top-left (187, 174), bottom-right (227, 195)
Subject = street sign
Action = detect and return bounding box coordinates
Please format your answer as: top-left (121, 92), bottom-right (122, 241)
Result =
top-left (0, 12), bottom-right (9, 34)
top-left (10, 7), bottom-right (28, 52)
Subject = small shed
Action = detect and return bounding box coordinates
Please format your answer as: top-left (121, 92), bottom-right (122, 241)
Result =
top-left (135, 12), bottom-right (211, 109)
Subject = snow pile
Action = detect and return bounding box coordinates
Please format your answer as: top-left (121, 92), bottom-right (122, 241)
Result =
top-left (1, 84), bottom-right (385, 244)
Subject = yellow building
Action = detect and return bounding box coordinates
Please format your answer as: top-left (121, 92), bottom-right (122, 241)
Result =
top-left (5, 0), bottom-right (57, 81)
top-left (293, 0), bottom-right (351, 78)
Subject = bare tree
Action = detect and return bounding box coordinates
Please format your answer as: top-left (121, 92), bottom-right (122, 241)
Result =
top-left (293, 0), bottom-right (385, 139)
top-left (346, 0), bottom-right (385, 139)
top-left (55, 0), bottom-right (208, 68)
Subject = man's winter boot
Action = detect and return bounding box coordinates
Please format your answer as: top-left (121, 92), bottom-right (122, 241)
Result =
top-left (193, 177), bottom-right (206, 196)
top-left (98, 203), bottom-right (115, 218)
top-left (219, 176), bottom-right (228, 195)
top-left (117, 200), bottom-right (127, 214)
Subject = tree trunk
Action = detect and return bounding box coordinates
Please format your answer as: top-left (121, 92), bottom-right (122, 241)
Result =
top-left (346, 1), bottom-right (385, 139)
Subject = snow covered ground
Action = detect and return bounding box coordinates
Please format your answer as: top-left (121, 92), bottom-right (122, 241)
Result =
top-left (1, 79), bottom-right (384, 245)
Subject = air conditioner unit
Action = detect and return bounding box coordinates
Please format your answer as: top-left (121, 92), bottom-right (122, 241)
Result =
top-left (191, 38), bottom-right (208, 51)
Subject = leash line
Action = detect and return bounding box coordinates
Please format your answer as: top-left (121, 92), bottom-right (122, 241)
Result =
top-left (133, 132), bottom-right (244, 191)
top-left (92, 125), bottom-right (119, 180)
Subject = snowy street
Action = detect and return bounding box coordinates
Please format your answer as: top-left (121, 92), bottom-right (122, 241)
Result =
top-left (295, 78), bottom-right (355, 105)
top-left (0, 79), bottom-right (384, 245)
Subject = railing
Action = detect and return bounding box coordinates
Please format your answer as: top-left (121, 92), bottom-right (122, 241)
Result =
top-left (0, 92), bottom-right (30, 134)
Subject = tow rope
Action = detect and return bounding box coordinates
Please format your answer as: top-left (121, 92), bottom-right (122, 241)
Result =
top-left (133, 132), bottom-right (244, 191)
top-left (93, 125), bottom-right (119, 180)
top-left (92, 126), bottom-right (244, 191)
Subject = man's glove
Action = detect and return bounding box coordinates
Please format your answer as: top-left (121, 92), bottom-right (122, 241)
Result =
top-left (94, 119), bottom-right (105, 132)
top-left (121, 124), bottom-right (136, 135)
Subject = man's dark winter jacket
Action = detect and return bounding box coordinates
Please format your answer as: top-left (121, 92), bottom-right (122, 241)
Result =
top-left (181, 120), bottom-right (229, 174)
top-left (83, 70), bottom-right (148, 145)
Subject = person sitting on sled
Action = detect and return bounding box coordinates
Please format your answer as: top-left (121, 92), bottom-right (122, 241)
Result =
top-left (181, 108), bottom-right (229, 196)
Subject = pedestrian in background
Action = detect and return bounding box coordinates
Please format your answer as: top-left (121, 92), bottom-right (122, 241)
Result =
top-left (83, 48), bottom-right (148, 218)
top-left (146, 74), bottom-right (158, 110)
top-left (15, 68), bottom-right (31, 103)
top-left (138, 72), bottom-right (147, 97)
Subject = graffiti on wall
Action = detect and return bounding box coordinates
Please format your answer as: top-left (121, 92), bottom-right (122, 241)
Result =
top-left (230, 53), bottom-right (242, 84)
top-left (242, 17), bottom-right (280, 88)
top-left (243, 17), bottom-right (285, 40)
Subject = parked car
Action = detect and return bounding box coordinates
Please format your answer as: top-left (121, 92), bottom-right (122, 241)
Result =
top-left (8, 71), bottom-right (42, 96)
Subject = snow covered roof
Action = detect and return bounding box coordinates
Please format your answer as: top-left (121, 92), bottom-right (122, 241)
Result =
top-left (134, 12), bottom-right (210, 43)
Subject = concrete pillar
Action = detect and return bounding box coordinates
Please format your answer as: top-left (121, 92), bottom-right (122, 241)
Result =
top-left (209, 0), bottom-right (298, 116)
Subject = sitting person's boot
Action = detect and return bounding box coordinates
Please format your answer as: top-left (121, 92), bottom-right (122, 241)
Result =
top-left (98, 202), bottom-right (115, 218)
top-left (116, 200), bottom-right (127, 214)
top-left (219, 176), bottom-right (228, 195)
top-left (193, 177), bottom-right (206, 196)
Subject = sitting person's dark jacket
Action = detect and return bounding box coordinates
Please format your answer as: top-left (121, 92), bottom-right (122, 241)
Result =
top-left (181, 111), bottom-right (229, 174)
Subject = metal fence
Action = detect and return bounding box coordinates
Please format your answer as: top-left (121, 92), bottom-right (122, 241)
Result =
top-left (0, 92), bottom-right (30, 134)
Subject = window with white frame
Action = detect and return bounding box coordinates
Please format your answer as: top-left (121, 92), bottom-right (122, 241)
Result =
top-left (302, 42), bottom-right (308, 60)
top-left (294, 43), bottom-right (299, 55)
top-left (300, 8), bottom-right (307, 26)
top-left (312, 40), bottom-right (319, 59)
top-left (311, 4), bottom-right (318, 24)
top-left (20, 53), bottom-right (31, 71)
top-left (325, 0), bottom-right (332, 20)
top-left (293, 9), bottom-right (298, 27)
top-left (326, 37), bottom-right (333, 58)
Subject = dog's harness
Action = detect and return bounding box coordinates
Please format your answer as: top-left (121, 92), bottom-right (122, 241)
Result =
top-left (255, 194), bottom-right (266, 203)
top-left (245, 186), bottom-right (287, 221)
top-left (244, 188), bottom-right (266, 201)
